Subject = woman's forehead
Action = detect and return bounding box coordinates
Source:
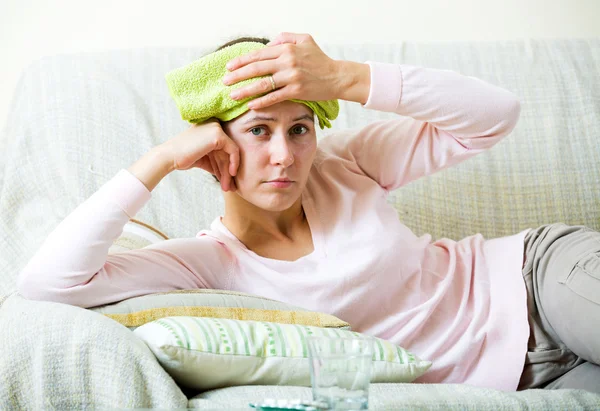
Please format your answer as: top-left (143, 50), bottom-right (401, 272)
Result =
top-left (238, 101), bottom-right (313, 122)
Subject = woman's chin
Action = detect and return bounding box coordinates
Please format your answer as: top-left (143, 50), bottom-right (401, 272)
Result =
top-left (226, 182), bottom-right (303, 211)
top-left (251, 193), bottom-right (301, 212)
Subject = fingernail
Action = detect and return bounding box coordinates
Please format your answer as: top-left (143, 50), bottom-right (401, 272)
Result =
top-left (222, 76), bottom-right (230, 85)
top-left (226, 62), bottom-right (234, 70)
top-left (230, 91), bottom-right (240, 99)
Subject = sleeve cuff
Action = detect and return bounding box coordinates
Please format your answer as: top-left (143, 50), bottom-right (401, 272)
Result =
top-left (362, 61), bottom-right (404, 113)
top-left (99, 169), bottom-right (153, 218)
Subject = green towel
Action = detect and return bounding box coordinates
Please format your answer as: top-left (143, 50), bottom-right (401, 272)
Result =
top-left (165, 42), bottom-right (339, 129)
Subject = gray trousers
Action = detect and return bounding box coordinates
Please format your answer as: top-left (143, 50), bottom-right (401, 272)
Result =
top-left (518, 223), bottom-right (600, 393)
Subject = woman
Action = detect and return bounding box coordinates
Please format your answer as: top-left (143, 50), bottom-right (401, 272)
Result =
top-left (17, 33), bottom-right (600, 393)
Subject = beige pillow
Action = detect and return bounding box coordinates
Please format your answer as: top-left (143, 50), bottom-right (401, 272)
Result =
top-left (134, 316), bottom-right (432, 391)
top-left (90, 289), bottom-right (350, 330)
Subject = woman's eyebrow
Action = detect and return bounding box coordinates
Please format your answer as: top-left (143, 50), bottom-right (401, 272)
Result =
top-left (242, 114), bottom-right (313, 124)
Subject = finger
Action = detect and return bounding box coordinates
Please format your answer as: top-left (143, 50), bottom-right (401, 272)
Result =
top-left (267, 32), bottom-right (311, 46)
top-left (214, 156), bottom-right (228, 191)
top-left (214, 150), bottom-right (234, 191)
top-left (229, 72), bottom-right (284, 101)
top-left (194, 157), bottom-right (214, 174)
top-left (247, 87), bottom-right (290, 110)
top-left (229, 151), bottom-right (239, 177)
top-left (215, 154), bottom-right (230, 191)
top-left (224, 60), bottom-right (278, 88)
top-left (226, 46), bottom-right (281, 71)
top-left (216, 156), bottom-right (232, 191)
top-left (222, 139), bottom-right (240, 176)
top-left (208, 154), bottom-right (220, 181)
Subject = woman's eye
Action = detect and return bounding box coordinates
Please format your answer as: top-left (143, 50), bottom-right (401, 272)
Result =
top-left (292, 125), bottom-right (308, 135)
top-left (248, 125), bottom-right (308, 137)
top-left (250, 127), bottom-right (265, 136)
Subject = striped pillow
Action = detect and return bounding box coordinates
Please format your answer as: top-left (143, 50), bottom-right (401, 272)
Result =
top-left (133, 316), bottom-right (432, 391)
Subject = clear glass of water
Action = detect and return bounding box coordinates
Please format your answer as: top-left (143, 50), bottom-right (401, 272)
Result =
top-left (307, 336), bottom-right (373, 410)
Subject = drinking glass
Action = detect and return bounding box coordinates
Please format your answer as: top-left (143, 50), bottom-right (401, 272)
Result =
top-left (307, 336), bottom-right (373, 410)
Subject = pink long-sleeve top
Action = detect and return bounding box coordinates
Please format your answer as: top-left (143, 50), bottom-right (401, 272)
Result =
top-left (17, 61), bottom-right (530, 391)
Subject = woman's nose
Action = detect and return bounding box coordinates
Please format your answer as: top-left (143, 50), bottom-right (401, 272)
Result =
top-left (270, 138), bottom-right (294, 167)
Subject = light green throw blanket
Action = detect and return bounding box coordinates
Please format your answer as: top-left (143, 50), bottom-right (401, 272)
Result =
top-left (165, 42), bottom-right (339, 129)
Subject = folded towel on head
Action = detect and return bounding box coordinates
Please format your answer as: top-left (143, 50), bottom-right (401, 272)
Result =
top-left (165, 42), bottom-right (339, 129)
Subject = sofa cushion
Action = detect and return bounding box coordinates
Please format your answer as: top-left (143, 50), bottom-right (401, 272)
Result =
top-left (133, 316), bottom-right (431, 392)
top-left (188, 383), bottom-right (600, 410)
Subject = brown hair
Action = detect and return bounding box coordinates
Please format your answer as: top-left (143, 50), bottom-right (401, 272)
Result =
top-left (215, 36), bottom-right (270, 52)
top-left (210, 36), bottom-right (271, 183)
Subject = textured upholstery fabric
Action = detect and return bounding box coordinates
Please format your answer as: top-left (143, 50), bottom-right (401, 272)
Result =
top-left (0, 293), bottom-right (188, 410)
top-left (189, 384), bottom-right (600, 409)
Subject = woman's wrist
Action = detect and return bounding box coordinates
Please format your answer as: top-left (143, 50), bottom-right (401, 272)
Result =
top-left (127, 146), bottom-right (174, 192)
top-left (335, 61), bottom-right (371, 105)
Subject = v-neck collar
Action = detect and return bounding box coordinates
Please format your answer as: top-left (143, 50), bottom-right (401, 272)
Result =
top-left (211, 189), bottom-right (325, 265)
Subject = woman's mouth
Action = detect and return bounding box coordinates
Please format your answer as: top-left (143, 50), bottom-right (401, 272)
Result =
top-left (265, 179), bottom-right (294, 188)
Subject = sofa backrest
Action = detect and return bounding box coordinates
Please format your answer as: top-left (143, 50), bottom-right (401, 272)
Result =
top-left (1, 39), bottom-right (599, 296)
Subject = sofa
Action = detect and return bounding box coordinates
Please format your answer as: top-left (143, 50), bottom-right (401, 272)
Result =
top-left (2, 38), bottom-right (600, 409)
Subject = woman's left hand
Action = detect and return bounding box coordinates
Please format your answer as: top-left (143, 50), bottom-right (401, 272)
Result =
top-left (223, 32), bottom-right (369, 109)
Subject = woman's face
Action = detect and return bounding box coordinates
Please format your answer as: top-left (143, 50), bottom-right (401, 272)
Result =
top-left (222, 101), bottom-right (317, 212)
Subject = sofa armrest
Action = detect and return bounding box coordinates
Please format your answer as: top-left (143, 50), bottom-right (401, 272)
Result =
top-left (0, 294), bottom-right (188, 409)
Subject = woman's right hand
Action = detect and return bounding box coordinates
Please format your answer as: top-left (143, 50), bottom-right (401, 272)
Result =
top-left (162, 119), bottom-right (240, 192)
